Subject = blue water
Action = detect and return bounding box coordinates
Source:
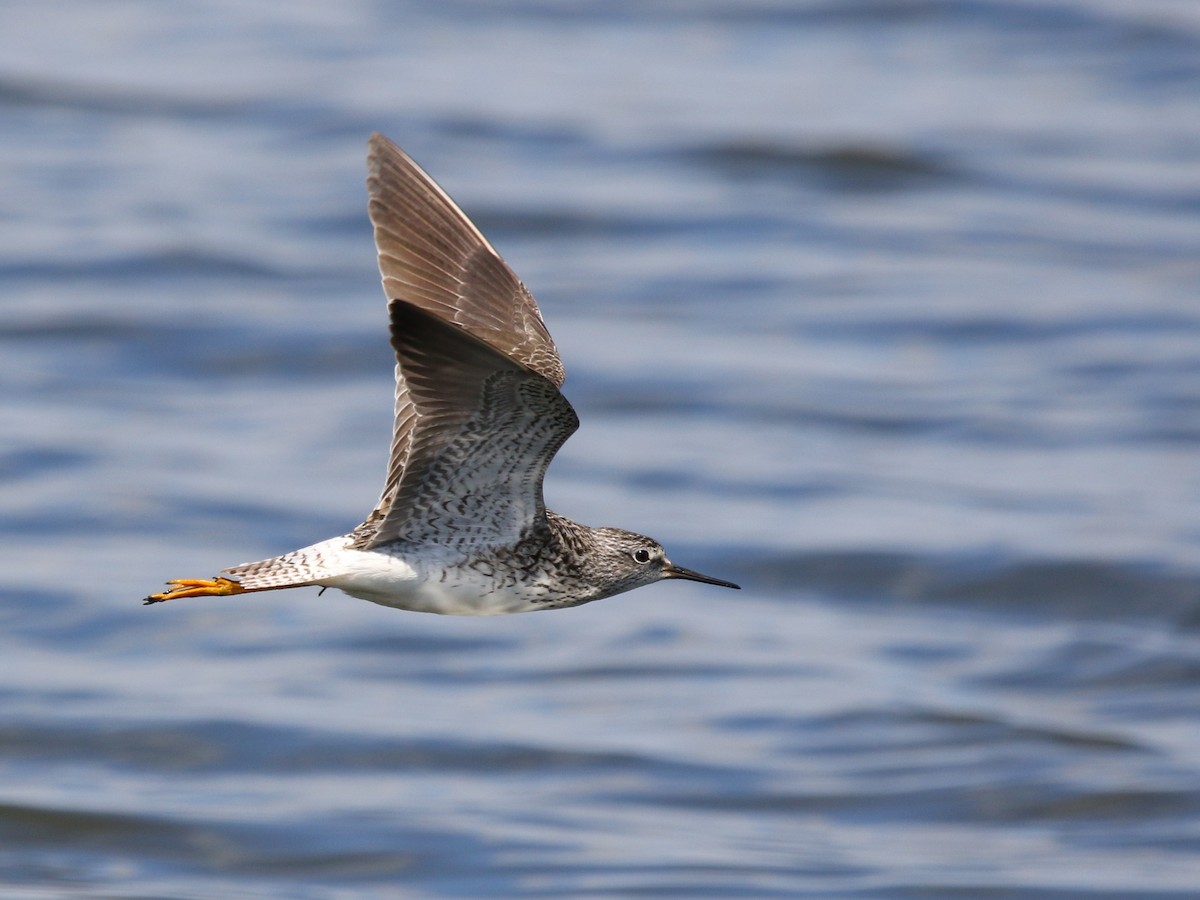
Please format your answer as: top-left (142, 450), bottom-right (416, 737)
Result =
top-left (3, 1), bottom-right (1200, 896)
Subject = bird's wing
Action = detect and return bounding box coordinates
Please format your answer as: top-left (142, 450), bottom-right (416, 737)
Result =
top-left (366, 133), bottom-right (565, 384)
top-left (350, 134), bottom-right (569, 549)
top-left (353, 301), bottom-right (578, 551)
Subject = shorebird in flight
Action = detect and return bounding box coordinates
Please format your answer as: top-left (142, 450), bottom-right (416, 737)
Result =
top-left (144, 134), bottom-right (739, 614)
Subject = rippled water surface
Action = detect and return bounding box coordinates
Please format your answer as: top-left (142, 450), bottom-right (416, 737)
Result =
top-left (3, 1), bottom-right (1200, 897)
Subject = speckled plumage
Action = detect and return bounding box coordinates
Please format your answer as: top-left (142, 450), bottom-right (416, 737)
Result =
top-left (143, 134), bottom-right (738, 613)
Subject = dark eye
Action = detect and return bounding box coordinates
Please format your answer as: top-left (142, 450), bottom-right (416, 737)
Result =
top-left (632, 548), bottom-right (652, 564)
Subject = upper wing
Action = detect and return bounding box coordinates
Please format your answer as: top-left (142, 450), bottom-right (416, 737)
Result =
top-left (350, 135), bottom-right (568, 549)
top-left (366, 133), bottom-right (565, 384)
top-left (353, 301), bottom-right (578, 551)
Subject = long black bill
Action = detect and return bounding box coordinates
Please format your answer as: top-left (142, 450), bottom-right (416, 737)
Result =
top-left (665, 563), bottom-right (740, 590)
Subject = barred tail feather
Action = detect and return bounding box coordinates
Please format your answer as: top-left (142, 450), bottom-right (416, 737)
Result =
top-left (220, 539), bottom-right (343, 591)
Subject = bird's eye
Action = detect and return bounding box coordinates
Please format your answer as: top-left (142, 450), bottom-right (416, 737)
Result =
top-left (632, 548), bottom-right (653, 564)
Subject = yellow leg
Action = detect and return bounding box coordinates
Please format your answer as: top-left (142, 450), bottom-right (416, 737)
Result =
top-left (143, 576), bottom-right (245, 605)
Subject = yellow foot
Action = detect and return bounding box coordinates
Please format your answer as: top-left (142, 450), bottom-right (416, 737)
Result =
top-left (143, 577), bottom-right (245, 605)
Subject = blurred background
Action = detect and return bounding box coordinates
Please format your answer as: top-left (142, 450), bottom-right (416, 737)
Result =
top-left (2, 1), bottom-right (1199, 897)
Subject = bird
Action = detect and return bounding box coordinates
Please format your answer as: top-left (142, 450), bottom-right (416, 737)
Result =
top-left (143, 134), bottom-right (739, 615)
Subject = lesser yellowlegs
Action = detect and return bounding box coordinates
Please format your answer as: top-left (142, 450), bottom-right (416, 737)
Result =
top-left (144, 134), bottom-right (738, 613)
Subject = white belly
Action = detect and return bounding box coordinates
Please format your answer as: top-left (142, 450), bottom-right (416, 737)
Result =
top-left (315, 543), bottom-right (548, 615)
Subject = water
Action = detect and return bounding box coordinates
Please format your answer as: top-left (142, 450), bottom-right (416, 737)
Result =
top-left (3, 1), bottom-right (1199, 896)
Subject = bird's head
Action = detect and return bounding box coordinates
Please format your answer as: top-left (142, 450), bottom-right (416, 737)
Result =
top-left (586, 527), bottom-right (740, 600)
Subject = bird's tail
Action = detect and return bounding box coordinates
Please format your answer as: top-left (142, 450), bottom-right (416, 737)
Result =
top-left (220, 550), bottom-right (329, 591)
top-left (143, 540), bottom-right (342, 604)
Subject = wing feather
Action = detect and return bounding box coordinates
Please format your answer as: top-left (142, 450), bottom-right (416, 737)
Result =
top-left (366, 133), bottom-right (565, 384)
top-left (350, 135), bottom-right (569, 548)
top-left (355, 302), bottom-right (577, 550)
